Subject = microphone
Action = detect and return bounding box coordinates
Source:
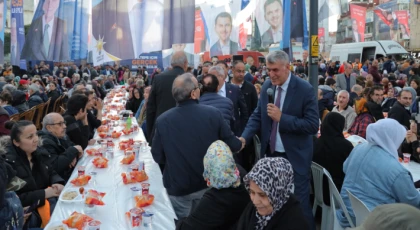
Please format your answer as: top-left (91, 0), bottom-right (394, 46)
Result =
top-left (267, 88), bottom-right (274, 104)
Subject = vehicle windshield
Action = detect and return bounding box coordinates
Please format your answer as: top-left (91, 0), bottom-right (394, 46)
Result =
top-left (392, 53), bottom-right (412, 61)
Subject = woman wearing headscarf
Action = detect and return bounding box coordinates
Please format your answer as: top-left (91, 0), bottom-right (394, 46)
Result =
top-left (381, 87), bottom-right (397, 112)
top-left (403, 86), bottom-right (418, 113)
top-left (125, 87), bottom-right (143, 113)
top-left (348, 97), bottom-right (375, 138)
top-left (337, 119), bottom-right (420, 228)
top-left (176, 141), bottom-right (250, 230)
top-left (236, 158), bottom-right (308, 230)
top-left (313, 113), bottom-right (353, 204)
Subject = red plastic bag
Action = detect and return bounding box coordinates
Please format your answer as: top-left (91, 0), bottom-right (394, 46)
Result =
top-left (121, 171), bottom-right (148, 184)
top-left (70, 175), bottom-right (91, 186)
top-left (85, 189), bottom-right (106, 206)
top-left (62, 211), bottom-right (94, 230)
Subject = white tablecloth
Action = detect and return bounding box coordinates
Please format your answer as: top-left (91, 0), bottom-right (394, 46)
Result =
top-left (48, 92), bottom-right (176, 230)
top-left (403, 161), bottom-right (420, 182)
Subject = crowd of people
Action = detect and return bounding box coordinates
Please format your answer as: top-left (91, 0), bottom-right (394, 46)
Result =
top-left (1, 50), bottom-right (420, 230)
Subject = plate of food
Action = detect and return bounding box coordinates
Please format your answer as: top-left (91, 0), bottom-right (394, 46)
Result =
top-left (44, 221), bottom-right (69, 230)
top-left (59, 188), bottom-right (83, 203)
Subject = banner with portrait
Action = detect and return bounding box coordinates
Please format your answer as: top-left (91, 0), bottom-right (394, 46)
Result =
top-left (162, 43), bottom-right (195, 68)
top-left (199, 1), bottom-right (242, 57)
top-left (90, 0), bottom-right (195, 66)
top-left (11, 0), bottom-right (26, 69)
top-left (394, 10), bottom-right (410, 39)
top-left (373, 0), bottom-right (400, 41)
top-left (21, 0), bottom-right (89, 62)
top-left (0, 0), bottom-right (5, 64)
top-left (350, 4), bottom-right (366, 43)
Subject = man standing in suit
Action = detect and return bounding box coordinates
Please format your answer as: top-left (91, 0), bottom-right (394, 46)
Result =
top-left (21, 0), bottom-right (69, 61)
top-left (240, 50), bottom-right (319, 228)
top-left (152, 73), bottom-right (242, 218)
top-left (147, 51), bottom-right (188, 142)
top-left (231, 60), bottom-right (258, 117)
top-left (210, 12), bottom-right (239, 56)
top-left (212, 61), bottom-right (248, 136)
top-left (336, 63), bottom-right (356, 93)
top-left (352, 19), bottom-right (362, 43)
top-left (261, 0), bottom-right (283, 48)
top-left (163, 44), bottom-right (195, 69)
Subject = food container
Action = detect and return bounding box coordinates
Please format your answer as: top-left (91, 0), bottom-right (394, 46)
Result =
top-left (403, 153), bottom-right (411, 163)
top-left (87, 220), bottom-right (101, 230)
top-left (141, 183), bottom-right (150, 195)
top-left (142, 212), bottom-right (153, 227)
top-left (84, 203), bottom-right (95, 215)
top-left (130, 163), bottom-right (139, 172)
top-left (78, 166), bottom-right (85, 176)
top-left (130, 208), bottom-right (143, 227)
top-left (131, 187), bottom-right (141, 198)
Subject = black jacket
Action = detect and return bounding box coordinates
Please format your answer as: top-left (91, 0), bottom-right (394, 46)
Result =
top-left (4, 143), bottom-right (64, 208)
top-left (28, 92), bottom-right (43, 109)
top-left (146, 66), bottom-right (185, 142)
top-left (366, 101), bottom-right (384, 121)
top-left (239, 81), bottom-right (258, 121)
top-left (176, 184), bottom-right (250, 230)
top-left (87, 110), bottom-right (101, 140)
top-left (235, 195), bottom-right (308, 230)
top-left (151, 100), bottom-right (242, 196)
top-left (388, 101), bottom-right (411, 129)
top-left (199, 93), bottom-right (234, 126)
top-left (47, 89), bottom-right (61, 112)
top-left (225, 83), bottom-right (248, 136)
top-left (381, 98), bottom-right (397, 113)
top-left (37, 130), bottom-right (80, 181)
top-left (63, 114), bottom-right (90, 149)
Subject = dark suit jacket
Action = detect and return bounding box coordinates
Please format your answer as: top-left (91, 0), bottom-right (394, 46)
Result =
top-left (388, 101), bottom-right (411, 129)
top-left (146, 66), bottom-right (185, 141)
top-left (21, 16), bottom-right (69, 61)
top-left (239, 81), bottom-right (258, 119)
top-left (261, 29), bottom-right (275, 47)
top-left (210, 40), bottom-right (239, 56)
top-left (241, 75), bottom-right (319, 175)
top-left (151, 100), bottom-right (242, 196)
top-left (225, 83), bottom-right (248, 136)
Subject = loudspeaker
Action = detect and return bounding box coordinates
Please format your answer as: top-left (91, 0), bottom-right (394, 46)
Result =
top-left (232, 55), bottom-right (243, 62)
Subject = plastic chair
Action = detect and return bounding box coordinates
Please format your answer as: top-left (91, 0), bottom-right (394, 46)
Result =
top-left (325, 170), bottom-right (355, 229)
top-left (9, 113), bottom-right (20, 121)
top-left (310, 162), bottom-right (331, 230)
top-left (33, 103), bottom-right (46, 130)
top-left (346, 190), bottom-right (370, 226)
top-left (253, 135), bottom-right (261, 164)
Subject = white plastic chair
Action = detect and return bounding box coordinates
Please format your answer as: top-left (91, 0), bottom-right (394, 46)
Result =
top-left (310, 162), bottom-right (331, 230)
top-left (347, 189), bottom-right (370, 226)
top-left (325, 170), bottom-right (356, 229)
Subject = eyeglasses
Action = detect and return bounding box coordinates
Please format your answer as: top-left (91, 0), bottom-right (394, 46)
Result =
top-left (192, 83), bottom-right (203, 93)
top-left (48, 121), bottom-right (66, 127)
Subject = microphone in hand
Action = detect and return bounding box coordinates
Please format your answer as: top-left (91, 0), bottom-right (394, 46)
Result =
top-left (267, 88), bottom-right (274, 104)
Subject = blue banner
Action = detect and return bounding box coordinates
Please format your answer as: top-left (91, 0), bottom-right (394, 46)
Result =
top-left (11, 0), bottom-right (26, 69)
top-left (108, 52), bottom-right (163, 74)
top-left (21, 0), bottom-right (89, 62)
top-left (0, 0), bottom-right (5, 64)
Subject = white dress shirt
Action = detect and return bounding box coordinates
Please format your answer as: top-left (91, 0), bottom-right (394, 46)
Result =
top-left (274, 73), bottom-right (291, 152)
top-left (42, 16), bottom-right (55, 44)
top-left (271, 28), bottom-right (282, 42)
top-left (220, 41), bottom-right (230, 55)
top-left (218, 82), bottom-right (227, 98)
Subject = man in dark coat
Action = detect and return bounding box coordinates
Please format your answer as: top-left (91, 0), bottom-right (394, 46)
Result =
top-left (152, 73), bottom-right (242, 219)
top-left (63, 94), bottom-right (90, 150)
top-left (27, 84), bottom-right (44, 109)
top-left (146, 51), bottom-right (187, 142)
top-left (38, 113), bottom-right (83, 181)
top-left (388, 89), bottom-right (412, 129)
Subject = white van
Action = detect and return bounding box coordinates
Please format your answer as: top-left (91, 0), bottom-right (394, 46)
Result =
top-left (330, 40), bottom-right (410, 63)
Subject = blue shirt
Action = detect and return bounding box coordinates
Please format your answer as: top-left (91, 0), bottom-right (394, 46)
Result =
top-left (274, 73), bottom-right (291, 152)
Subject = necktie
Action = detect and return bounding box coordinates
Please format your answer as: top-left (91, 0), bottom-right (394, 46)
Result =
top-left (270, 86), bottom-right (282, 153)
top-left (43, 24), bottom-right (50, 55)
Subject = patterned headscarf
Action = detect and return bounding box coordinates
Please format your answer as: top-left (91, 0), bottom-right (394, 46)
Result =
top-left (243, 158), bottom-right (294, 230)
top-left (203, 141), bottom-right (241, 189)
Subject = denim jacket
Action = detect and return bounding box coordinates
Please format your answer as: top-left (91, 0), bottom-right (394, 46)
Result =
top-left (337, 143), bottom-right (420, 227)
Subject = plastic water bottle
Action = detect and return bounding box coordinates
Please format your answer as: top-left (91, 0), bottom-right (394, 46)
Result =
top-left (126, 116), bottom-right (132, 131)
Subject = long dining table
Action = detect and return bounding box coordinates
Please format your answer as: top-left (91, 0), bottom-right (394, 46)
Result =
top-left (47, 87), bottom-right (176, 230)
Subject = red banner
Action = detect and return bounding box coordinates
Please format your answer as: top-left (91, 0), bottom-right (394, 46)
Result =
top-left (394, 10), bottom-right (410, 38)
top-left (373, 8), bottom-right (392, 26)
top-left (194, 9), bottom-right (205, 53)
top-left (350, 4), bottom-right (367, 42)
top-left (239, 23), bottom-right (248, 49)
top-left (318, 28), bottom-right (325, 38)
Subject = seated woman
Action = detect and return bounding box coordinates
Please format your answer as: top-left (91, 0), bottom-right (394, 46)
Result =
top-left (381, 86), bottom-right (397, 112)
top-left (313, 112), bottom-right (353, 204)
top-left (176, 140), bottom-right (250, 230)
top-left (4, 121), bottom-right (64, 228)
top-left (236, 158), bottom-right (308, 230)
top-left (348, 97), bottom-right (375, 138)
top-left (338, 119), bottom-right (420, 228)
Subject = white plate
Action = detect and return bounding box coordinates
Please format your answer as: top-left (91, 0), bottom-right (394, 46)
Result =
top-left (44, 221), bottom-right (69, 230)
top-left (59, 188), bottom-right (83, 203)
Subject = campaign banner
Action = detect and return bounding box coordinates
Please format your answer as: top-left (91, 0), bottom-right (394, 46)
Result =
top-left (194, 9), bottom-right (205, 53)
top-left (90, 0), bottom-right (194, 66)
top-left (254, 0), bottom-right (284, 48)
top-left (11, 0), bottom-right (26, 69)
top-left (350, 4), bottom-right (366, 43)
top-left (21, 0), bottom-right (89, 62)
top-left (394, 10), bottom-right (410, 39)
top-left (162, 43), bottom-right (195, 68)
top-left (199, 1), bottom-right (242, 57)
top-left (416, 0), bottom-right (420, 4)
top-left (318, 28), bottom-right (325, 38)
top-left (373, 0), bottom-right (401, 41)
top-left (108, 52), bottom-right (163, 74)
top-left (239, 23), bottom-right (248, 49)
top-left (0, 0), bottom-right (5, 64)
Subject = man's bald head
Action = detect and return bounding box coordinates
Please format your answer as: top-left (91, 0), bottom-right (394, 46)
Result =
top-left (172, 73), bottom-right (197, 103)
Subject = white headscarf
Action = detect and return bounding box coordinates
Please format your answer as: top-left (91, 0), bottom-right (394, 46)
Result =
top-left (366, 118), bottom-right (406, 159)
